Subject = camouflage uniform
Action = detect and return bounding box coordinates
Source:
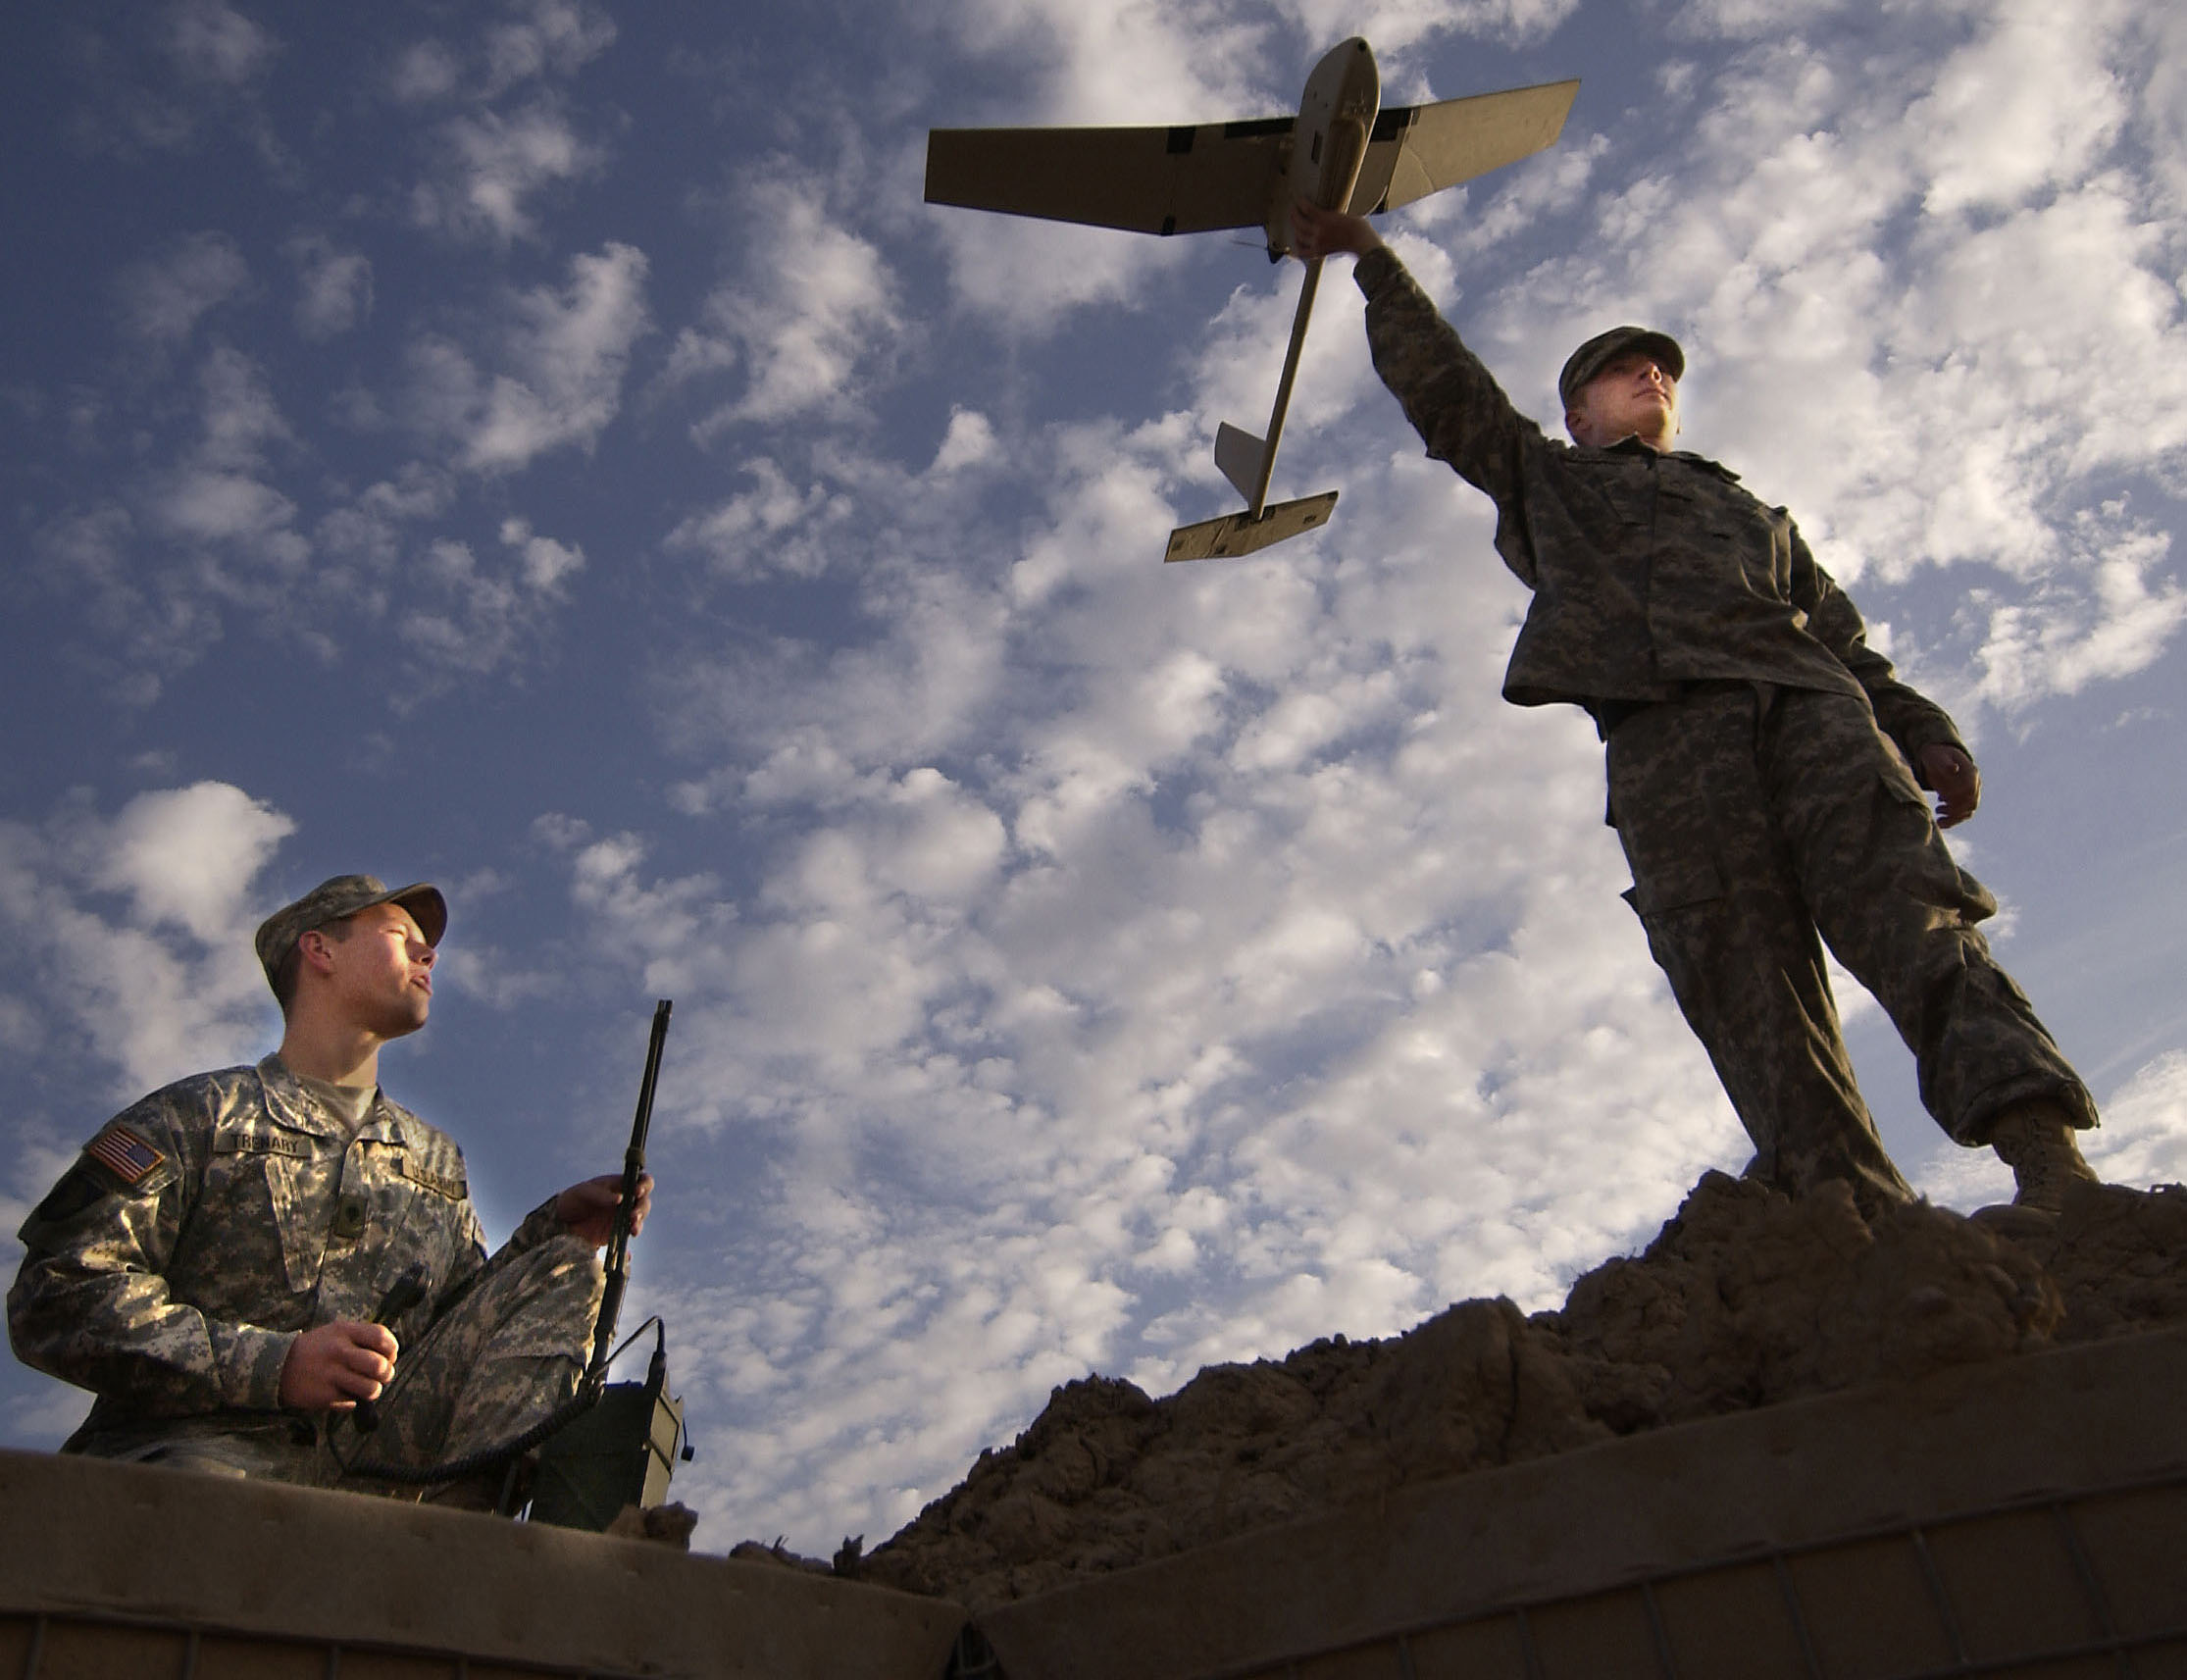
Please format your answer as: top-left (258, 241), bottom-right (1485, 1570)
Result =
top-left (9, 1054), bottom-right (602, 1491)
top-left (1354, 247), bottom-right (2094, 1208)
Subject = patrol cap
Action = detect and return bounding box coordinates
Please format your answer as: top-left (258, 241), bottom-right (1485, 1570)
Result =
top-left (255, 875), bottom-right (448, 993)
top-left (1558, 326), bottom-right (1686, 410)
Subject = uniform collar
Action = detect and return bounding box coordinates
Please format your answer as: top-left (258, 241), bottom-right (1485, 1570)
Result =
top-left (1593, 434), bottom-right (1742, 482)
top-left (257, 1052), bottom-right (408, 1145)
top-left (1666, 449), bottom-right (1742, 483)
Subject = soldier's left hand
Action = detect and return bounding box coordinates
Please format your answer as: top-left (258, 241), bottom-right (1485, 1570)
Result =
top-left (556, 1172), bottom-right (653, 1247)
top-left (1917, 743), bottom-right (1981, 828)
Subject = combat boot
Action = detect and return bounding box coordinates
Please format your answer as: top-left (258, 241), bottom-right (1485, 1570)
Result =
top-left (1988, 1100), bottom-right (2099, 1213)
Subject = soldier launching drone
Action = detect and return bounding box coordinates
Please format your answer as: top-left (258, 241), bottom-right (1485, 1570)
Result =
top-left (1289, 200), bottom-right (2103, 1222)
top-left (924, 39), bottom-right (2110, 1218)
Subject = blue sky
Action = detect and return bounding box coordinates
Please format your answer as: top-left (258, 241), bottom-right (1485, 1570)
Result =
top-left (3, 0), bottom-right (2184, 1554)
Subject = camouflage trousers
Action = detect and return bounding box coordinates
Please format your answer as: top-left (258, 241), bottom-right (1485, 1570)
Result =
top-left (1604, 683), bottom-right (2095, 1212)
top-left (91, 1232), bottom-right (603, 1499)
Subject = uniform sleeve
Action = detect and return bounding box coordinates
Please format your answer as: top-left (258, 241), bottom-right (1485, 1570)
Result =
top-left (500, 1195), bottom-right (571, 1257)
top-left (414, 1188), bottom-right (491, 1327)
top-left (1355, 245), bottom-right (1548, 533)
top-left (1796, 532), bottom-right (1968, 775)
top-left (8, 1092), bottom-right (296, 1415)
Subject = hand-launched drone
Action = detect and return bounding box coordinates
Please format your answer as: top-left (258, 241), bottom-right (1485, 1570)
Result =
top-left (925, 40), bottom-right (1578, 561)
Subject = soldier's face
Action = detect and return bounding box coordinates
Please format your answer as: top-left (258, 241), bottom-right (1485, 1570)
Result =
top-left (313, 901), bottom-right (436, 1039)
top-left (1567, 351), bottom-right (1679, 450)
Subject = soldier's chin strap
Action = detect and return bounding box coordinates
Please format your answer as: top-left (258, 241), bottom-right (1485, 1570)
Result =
top-left (335, 1001), bottom-right (673, 1489)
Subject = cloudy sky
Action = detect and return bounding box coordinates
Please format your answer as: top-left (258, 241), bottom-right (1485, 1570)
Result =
top-left (3, 0), bottom-right (2183, 1553)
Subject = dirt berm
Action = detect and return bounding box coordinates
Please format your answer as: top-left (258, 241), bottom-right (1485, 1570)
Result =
top-left (830, 1172), bottom-right (2187, 1613)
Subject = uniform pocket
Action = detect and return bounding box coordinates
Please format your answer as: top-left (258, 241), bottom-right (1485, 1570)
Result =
top-left (397, 1153), bottom-right (469, 1201)
top-left (207, 1127), bottom-right (330, 1296)
top-left (1621, 855), bottom-right (1726, 917)
top-left (1873, 741), bottom-right (1931, 810)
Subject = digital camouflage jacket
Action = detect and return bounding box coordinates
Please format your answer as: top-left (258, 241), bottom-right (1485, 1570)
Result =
top-left (9, 1054), bottom-right (562, 1450)
top-left (1353, 247), bottom-right (1964, 768)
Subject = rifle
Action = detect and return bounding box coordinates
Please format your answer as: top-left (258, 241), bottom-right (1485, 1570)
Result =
top-left (342, 999), bottom-right (685, 1513)
top-left (525, 998), bottom-right (688, 1526)
top-left (588, 997), bottom-right (671, 1382)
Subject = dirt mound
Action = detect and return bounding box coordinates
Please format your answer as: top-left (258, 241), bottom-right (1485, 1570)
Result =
top-left (844, 1173), bottom-right (2187, 1611)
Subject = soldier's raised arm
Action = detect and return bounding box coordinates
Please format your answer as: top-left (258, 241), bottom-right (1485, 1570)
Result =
top-left (1291, 200), bottom-right (1543, 535)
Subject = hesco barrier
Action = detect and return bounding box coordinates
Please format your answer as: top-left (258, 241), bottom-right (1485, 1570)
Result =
top-left (0, 1449), bottom-right (965, 1679)
top-left (975, 1322), bottom-right (2187, 1680)
top-left (6, 1324), bottom-right (2187, 1680)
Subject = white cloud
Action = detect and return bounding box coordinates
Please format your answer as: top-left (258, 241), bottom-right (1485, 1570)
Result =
top-left (395, 518), bottom-right (585, 689)
top-left (914, 0), bottom-right (1275, 334)
top-left (483, 0), bottom-right (617, 94)
top-left (35, 303), bottom-right (598, 699)
top-left (388, 0), bottom-right (613, 110)
top-left (313, 464), bottom-right (457, 585)
top-left (2083, 1051), bottom-right (2187, 1188)
top-left (205, 348), bottom-right (287, 460)
top-left (389, 38), bottom-right (462, 103)
top-left (0, 785), bottom-right (292, 1102)
top-left (1909, 0), bottom-right (2127, 216)
top-left (936, 0), bottom-right (1271, 127)
top-left (1669, 0), bottom-right (1851, 36)
top-left (285, 234), bottom-right (373, 339)
top-left (28, 348), bottom-right (312, 704)
top-left (165, 0), bottom-right (278, 89)
top-left (1409, 135), bottom-right (1606, 261)
top-left (31, 507), bottom-right (179, 707)
top-left (668, 177), bottom-right (901, 432)
top-left (663, 457), bottom-right (852, 581)
top-left (62, 1), bottom-right (290, 167)
top-left (928, 194), bottom-right (1196, 337)
top-left (148, 346), bottom-right (305, 570)
top-left (409, 101), bottom-right (605, 243)
top-left (931, 408), bottom-right (998, 475)
top-left (96, 784), bottom-right (296, 946)
top-left (408, 242), bottom-right (650, 473)
top-left (1276, 0), bottom-right (1576, 56)
top-left (2138, 6), bottom-right (2187, 218)
top-left (1968, 519), bottom-right (2185, 710)
top-left (499, 516), bottom-right (584, 589)
top-left (115, 231), bottom-right (250, 346)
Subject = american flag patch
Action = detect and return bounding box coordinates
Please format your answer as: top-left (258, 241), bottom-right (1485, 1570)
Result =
top-left (85, 1122), bottom-right (166, 1187)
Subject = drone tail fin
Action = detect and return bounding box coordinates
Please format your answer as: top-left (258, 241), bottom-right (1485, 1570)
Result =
top-left (1214, 423), bottom-right (1269, 508)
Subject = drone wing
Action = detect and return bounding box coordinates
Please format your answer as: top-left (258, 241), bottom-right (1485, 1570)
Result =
top-left (924, 118), bottom-right (1292, 236)
top-left (1352, 78), bottom-right (1582, 214)
top-left (926, 78), bottom-right (1578, 237)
